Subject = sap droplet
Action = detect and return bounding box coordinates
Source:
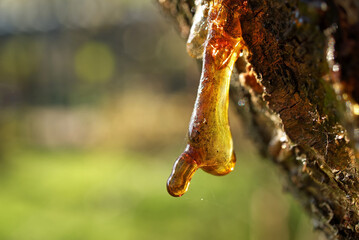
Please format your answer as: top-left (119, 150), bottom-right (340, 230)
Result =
top-left (335, 133), bottom-right (344, 140)
top-left (281, 143), bottom-right (289, 149)
top-left (167, 0), bottom-right (243, 197)
top-left (238, 99), bottom-right (246, 106)
top-left (332, 63), bottom-right (340, 72)
top-left (167, 153), bottom-right (198, 197)
top-left (279, 134), bottom-right (288, 143)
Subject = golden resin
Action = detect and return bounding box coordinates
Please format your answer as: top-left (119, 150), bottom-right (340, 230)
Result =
top-left (167, 0), bottom-right (244, 197)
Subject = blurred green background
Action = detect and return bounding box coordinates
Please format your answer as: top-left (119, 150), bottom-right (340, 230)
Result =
top-left (0, 0), bottom-right (321, 239)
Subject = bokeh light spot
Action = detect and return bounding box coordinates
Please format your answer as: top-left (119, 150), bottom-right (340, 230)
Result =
top-left (74, 41), bottom-right (115, 83)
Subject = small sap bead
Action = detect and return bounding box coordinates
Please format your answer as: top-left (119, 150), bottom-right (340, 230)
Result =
top-left (167, 152), bottom-right (198, 197)
top-left (186, 0), bottom-right (212, 59)
top-left (167, 0), bottom-right (245, 197)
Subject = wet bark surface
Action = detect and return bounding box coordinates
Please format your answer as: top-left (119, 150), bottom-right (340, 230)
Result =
top-left (157, 0), bottom-right (359, 239)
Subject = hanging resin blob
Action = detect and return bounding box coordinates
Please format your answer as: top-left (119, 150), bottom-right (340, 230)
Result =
top-left (167, 0), bottom-right (246, 197)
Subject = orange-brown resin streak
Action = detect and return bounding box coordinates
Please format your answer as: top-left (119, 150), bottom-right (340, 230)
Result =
top-left (167, 0), bottom-right (245, 197)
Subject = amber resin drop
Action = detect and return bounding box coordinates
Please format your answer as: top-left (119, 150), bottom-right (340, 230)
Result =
top-left (167, 0), bottom-right (244, 197)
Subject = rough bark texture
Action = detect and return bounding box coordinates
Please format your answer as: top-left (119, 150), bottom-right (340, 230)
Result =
top-left (157, 0), bottom-right (359, 239)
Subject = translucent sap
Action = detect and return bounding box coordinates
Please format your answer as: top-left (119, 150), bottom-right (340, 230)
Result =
top-left (167, 0), bottom-right (244, 197)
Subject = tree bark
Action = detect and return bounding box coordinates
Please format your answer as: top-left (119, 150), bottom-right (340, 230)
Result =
top-left (157, 0), bottom-right (359, 239)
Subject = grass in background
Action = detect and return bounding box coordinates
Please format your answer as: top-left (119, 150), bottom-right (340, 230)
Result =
top-left (0, 148), bottom-right (319, 240)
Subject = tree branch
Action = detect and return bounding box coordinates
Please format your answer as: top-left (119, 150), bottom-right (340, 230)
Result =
top-left (157, 0), bottom-right (359, 239)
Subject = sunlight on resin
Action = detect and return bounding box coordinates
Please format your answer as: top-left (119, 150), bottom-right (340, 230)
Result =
top-left (167, 0), bottom-right (246, 197)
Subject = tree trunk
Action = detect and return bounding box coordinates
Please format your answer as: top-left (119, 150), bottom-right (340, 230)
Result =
top-left (157, 0), bottom-right (359, 239)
